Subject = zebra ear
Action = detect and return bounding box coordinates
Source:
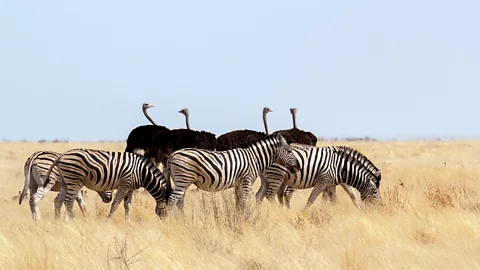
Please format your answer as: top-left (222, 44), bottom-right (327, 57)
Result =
top-left (276, 133), bottom-right (289, 146)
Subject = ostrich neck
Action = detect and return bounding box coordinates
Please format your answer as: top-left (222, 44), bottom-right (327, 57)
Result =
top-left (185, 114), bottom-right (191, 130)
top-left (143, 108), bottom-right (157, 125)
top-left (291, 111), bottom-right (298, 129)
top-left (263, 112), bottom-right (269, 135)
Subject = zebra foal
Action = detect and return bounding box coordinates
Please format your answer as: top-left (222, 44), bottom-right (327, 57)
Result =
top-left (259, 144), bottom-right (381, 209)
top-left (167, 133), bottom-right (301, 213)
top-left (37, 149), bottom-right (171, 221)
top-left (19, 151), bottom-right (113, 220)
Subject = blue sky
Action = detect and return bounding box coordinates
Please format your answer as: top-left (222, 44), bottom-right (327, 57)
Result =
top-left (1, 0), bottom-right (479, 141)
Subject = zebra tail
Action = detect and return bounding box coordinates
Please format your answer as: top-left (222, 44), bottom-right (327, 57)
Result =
top-left (42, 154), bottom-right (63, 189)
top-left (164, 154), bottom-right (174, 194)
top-left (19, 156), bottom-right (35, 205)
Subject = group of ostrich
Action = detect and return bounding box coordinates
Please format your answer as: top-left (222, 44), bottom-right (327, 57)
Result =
top-left (125, 103), bottom-right (317, 180)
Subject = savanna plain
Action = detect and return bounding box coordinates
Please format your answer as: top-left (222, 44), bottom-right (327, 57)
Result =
top-left (0, 140), bottom-right (479, 270)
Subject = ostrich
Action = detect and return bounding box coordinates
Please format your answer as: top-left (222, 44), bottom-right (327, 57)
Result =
top-left (272, 108), bottom-right (317, 146)
top-left (125, 103), bottom-right (169, 155)
top-left (145, 108), bottom-right (217, 180)
top-left (215, 107), bottom-right (272, 151)
top-left (256, 107), bottom-right (318, 200)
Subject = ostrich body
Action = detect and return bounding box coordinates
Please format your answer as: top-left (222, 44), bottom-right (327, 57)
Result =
top-left (215, 107), bottom-right (272, 151)
top-left (272, 108), bottom-right (317, 146)
top-left (125, 103), bottom-right (169, 155)
top-left (145, 108), bottom-right (217, 176)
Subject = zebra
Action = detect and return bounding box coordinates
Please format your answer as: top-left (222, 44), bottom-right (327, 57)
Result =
top-left (19, 151), bottom-right (113, 220)
top-left (258, 144), bottom-right (381, 209)
top-left (255, 144), bottom-right (353, 204)
top-left (35, 148), bottom-right (171, 221)
top-left (167, 133), bottom-right (301, 213)
top-left (272, 145), bottom-right (382, 208)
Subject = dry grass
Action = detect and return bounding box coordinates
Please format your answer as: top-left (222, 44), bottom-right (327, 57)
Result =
top-left (1, 140), bottom-right (480, 269)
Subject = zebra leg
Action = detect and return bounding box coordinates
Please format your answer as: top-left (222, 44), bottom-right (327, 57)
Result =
top-left (75, 190), bottom-right (87, 218)
top-left (235, 178), bottom-right (253, 215)
top-left (54, 184), bottom-right (67, 219)
top-left (123, 191), bottom-right (133, 223)
top-left (28, 183), bottom-right (39, 220)
top-left (323, 185), bottom-right (337, 203)
top-left (167, 172), bottom-right (195, 212)
top-left (63, 183), bottom-right (83, 221)
top-left (32, 186), bottom-right (51, 221)
top-left (263, 175), bottom-right (284, 203)
top-left (284, 187), bottom-right (295, 209)
top-left (106, 183), bottom-right (130, 222)
top-left (340, 184), bottom-right (360, 208)
top-left (264, 183), bottom-right (279, 203)
top-left (174, 195), bottom-right (186, 214)
top-left (305, 183), bottom-right (328, 209)
top-left (234, 185), bottom-right (246, 215)
top-left (168, 185), bottom-right (190, 213)
top-left (254, 173), bottom-right (269, 203)
top-left (275, 181), bottom-right (289, 206)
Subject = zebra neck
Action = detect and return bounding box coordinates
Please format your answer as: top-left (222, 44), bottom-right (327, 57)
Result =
top-left (246, 143), bottom-right (275, 175)
top-left (142, 169), bottom-right (167, 198)
top-left (340, 164), bottom-right (370, 195)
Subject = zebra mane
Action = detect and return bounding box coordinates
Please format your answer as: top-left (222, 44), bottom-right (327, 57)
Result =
top-left (291, 143), bottom-right (317, 150)
top-left (246, 133), bottom-right (283, 147)
top-left (328, 146), bottom-right (381, 183)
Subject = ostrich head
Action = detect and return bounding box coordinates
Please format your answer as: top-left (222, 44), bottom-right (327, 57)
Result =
top-left (142, 103), bottom-right (156, 125)
top-left (178, 108), bottom-right (189, 116)
top-left (143, 103), bottom-right (154, 110)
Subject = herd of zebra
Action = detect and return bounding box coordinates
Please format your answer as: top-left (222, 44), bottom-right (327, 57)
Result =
top-left (18, 103), bottom-right (382, 222)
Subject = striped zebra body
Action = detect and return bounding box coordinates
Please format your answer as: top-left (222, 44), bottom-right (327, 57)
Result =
top-left (277, 145), bottom-right (382, 207)
top-left (19, 151), bottom-right (113, 220)
top-left (36, 149), bottom-right (171, 221)
top-left (167, 133), bottom-right (300, 212)
top-left (260, 144), bottom-right (381, 209)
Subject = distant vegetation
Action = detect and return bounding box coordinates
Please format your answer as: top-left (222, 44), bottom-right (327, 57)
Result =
top-left (318, 136), bottom-right (378, 142)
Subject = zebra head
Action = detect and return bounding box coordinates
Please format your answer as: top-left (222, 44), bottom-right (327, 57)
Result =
top-left (273, 133), bottom-right (301, 173)
top-left (360, 176), bottom-right (382, 204)
top-left (99, 191), bottom-right (113, 203)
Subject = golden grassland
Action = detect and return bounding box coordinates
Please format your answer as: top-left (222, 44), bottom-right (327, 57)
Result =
top-left (0, 140), bottom-right (479, 269)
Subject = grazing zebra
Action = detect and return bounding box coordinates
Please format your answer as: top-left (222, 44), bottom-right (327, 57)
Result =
top-left (258, 144), bottom-right (381, 209)
top-left (167, 133), bottom-right (301, 213)
top-left (36, 149), bottom-right (171, 221)
top-left (273, 145), bottom-right (382, 208)
top-left (19, 151), bottom-right (113, 220)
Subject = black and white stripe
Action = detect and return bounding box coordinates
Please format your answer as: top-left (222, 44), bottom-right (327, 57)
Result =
top-left (19, 151), bottom-right (113, 220)
top-left (167, 133), bottom-right (300, 212)
top-left (35, 149), bottom-right (171, 221)
top-left (276, 145), bottom-right (382, 208)
top-left (259, 144), bottom-right (381, 209)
